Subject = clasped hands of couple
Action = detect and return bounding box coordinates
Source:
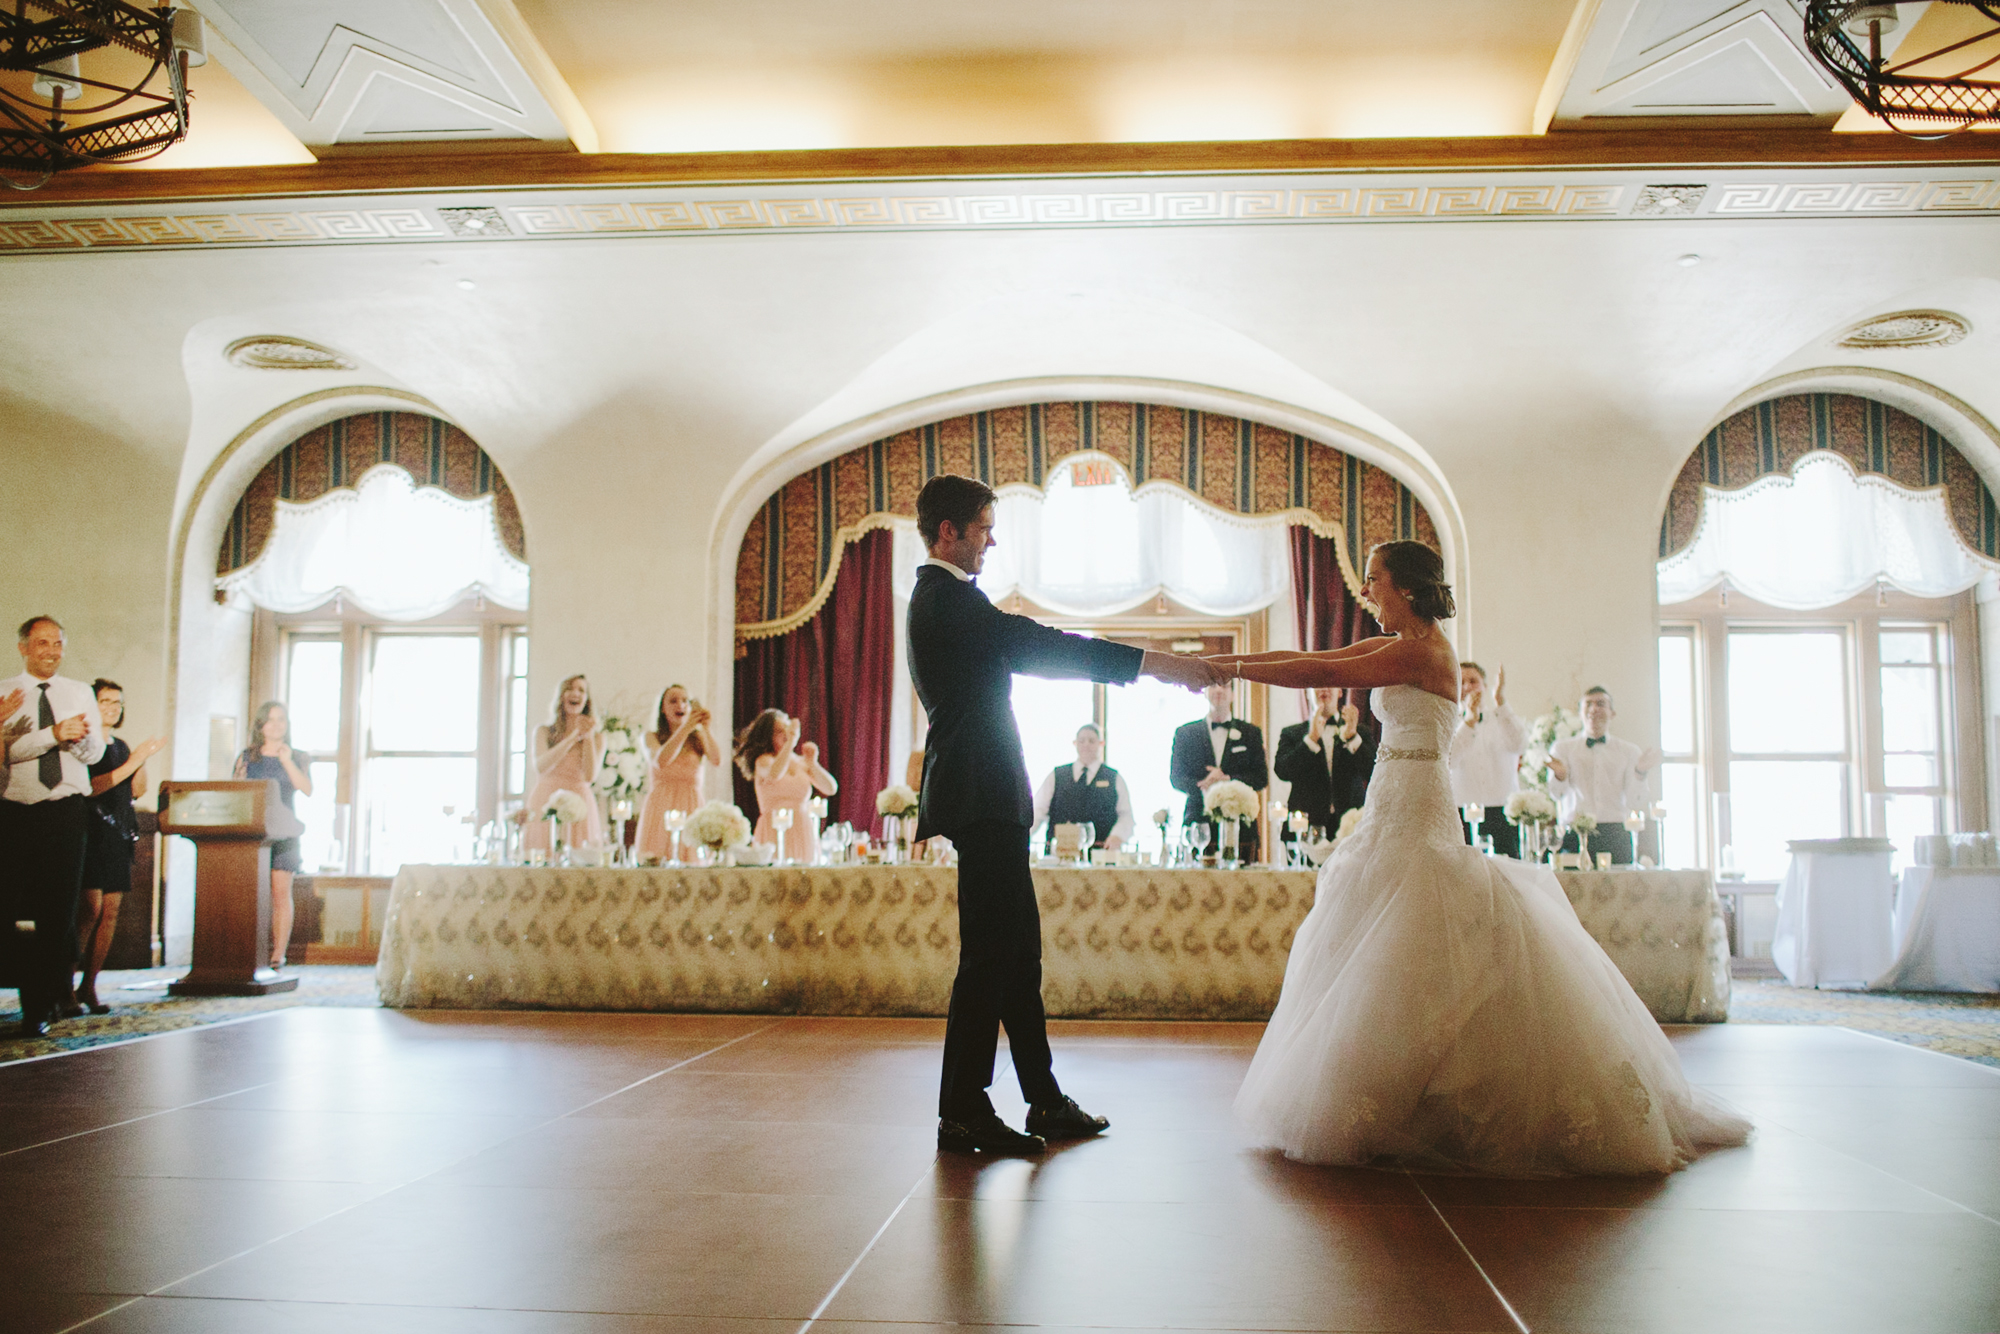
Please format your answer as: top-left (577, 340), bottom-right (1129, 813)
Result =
top-left (1134, 650), bottom-right (1237, 693)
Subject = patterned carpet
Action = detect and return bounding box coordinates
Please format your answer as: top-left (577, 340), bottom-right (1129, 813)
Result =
top-left (6, 967), bottom-right (1998, 1069)
top-left (0, 965), bottom-right (381, 1063)
top-left (1730, 978), bottom-right (2000, 1068)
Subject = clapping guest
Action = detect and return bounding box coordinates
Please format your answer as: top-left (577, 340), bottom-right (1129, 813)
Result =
top-left (1273, 687), bottom-right (1375, 848)
top-left (1448, 662), bottom-right (1526, 858)
top-left (234, 702), bottom-right (312, 969)
top-left (75, 680), bottom-right (164, 1013)
top-left (735, 709), bottom-right (837, 863)
top-left (1547, 686), bottom-right (1660, 865)
top-left (1032, 723), bottom-right (1133, 853)
top-left (1169, 681), bottom-right (1267, 862)
top-left (2, 615), bottom-right (97, 1037)
top-left (636, 684), bottom-right (720, 862)
top-left (524, 674), bottom-right (606, 856)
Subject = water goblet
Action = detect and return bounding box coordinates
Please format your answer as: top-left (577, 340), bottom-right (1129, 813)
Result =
top-left (664, 808), bottom-right (688, 867)
top-left (1076, 822), bottom-right (1096, 866)
top-left (1189, 823), bottom-right (1211, 865)
top-left (1287, 809), bottom-right (1310, 867)
top-left (771, 806), bottom-right (795, 866)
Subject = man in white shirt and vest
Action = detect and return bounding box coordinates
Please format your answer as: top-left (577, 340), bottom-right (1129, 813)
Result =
top-left (1032, 723), bottom-right (1133, 853)
top-left (1448, 661), bottom-right (1526, 858)
top-left (1547, 685), bottom-right (1659, 865)
top-left (3, 616), bottom-right (104, 1037)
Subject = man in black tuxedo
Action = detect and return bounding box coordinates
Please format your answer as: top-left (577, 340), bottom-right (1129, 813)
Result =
top-left (910, 474), bottom-right (1216, 1154)
top-left (1273, 687), bottom-right (1375, 848)
top-left (1169, 682), bottom-right (1268, 862)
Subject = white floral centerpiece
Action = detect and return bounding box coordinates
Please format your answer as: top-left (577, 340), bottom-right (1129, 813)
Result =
top-left (1517, 704), bottom-right (1583, 791)
top-left (684, 800), bottom-right (752, 853)
top-left (1571, 812), bottom-right (1598, 838)
top-left (592, 716), bottom-right (648, 803)
top-left (1335, 807), bottom-right (1364, 840)
top-left (540, 788), bottom-right (594, 827)
top-left (1203, 779), bottom-right (1261, 823)
top-left (876, 784), bottom-right (919, 818)
top-left (1504, 789), bottom-right (1559, 827)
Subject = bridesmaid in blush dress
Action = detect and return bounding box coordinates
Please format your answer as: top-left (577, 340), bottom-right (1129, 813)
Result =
top-left (733, 708), bottom-right (837, 863)
top-left (636, 684), bottom-right (721, 862)
top-left (524, 673), bottom-right (606, 855)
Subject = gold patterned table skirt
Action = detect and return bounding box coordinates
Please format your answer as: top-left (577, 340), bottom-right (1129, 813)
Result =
top-left (374, 863), bottom-right (1730, 1022)
top-left (1554, 869), bottom-right (1732, 1023)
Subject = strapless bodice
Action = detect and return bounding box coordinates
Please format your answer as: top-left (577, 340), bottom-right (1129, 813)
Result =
top-left (1369, 684), bottom-right (1458, 757)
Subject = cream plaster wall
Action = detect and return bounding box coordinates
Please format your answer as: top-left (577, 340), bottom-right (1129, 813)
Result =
top-left (3, 197), bottom-right (2000, 952)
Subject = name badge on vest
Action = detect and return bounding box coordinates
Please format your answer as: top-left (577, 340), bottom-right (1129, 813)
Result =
top-left (1095, 779), bottom-right (1110, 787)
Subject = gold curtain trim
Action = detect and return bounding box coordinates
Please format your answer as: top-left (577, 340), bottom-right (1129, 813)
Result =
top-left (737, 512), bottom-right (906, 642)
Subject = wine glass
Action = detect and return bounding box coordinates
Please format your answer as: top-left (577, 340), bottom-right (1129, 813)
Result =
top-left (1189, 822), bottom-right (1211, 865)
top-left (664, 809), bottom-right (687, 867)
top-left (771, 806), bottom-right (795, 866)
top-left (1286, 809), bottom-right (1309, 867)
top-left (1076, 822), bottom-right (1096, 866)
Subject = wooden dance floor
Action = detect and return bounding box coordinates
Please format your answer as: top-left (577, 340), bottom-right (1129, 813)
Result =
top-left (3, 1010), bottom-right (1998, 1333)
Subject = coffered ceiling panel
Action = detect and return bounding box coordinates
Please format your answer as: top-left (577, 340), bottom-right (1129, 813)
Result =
top-left (1542, 0), bottom-right (1920, 126)
top-left (192, 0), bottom-right (594, 147)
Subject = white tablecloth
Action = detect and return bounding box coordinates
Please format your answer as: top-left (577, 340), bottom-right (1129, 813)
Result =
top-left (1553, 869), bottom-right (1731, 1023)
top-left (375, 862), bottom-right (1730, 1023)
top-left (1772, 839), bottom-right (1896, 987)
top-left (1871, 867), bottom-right (2000, 993)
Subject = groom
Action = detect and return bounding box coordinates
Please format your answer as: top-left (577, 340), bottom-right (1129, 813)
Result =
top-left (910, 474), bottom-right (1217, 1154)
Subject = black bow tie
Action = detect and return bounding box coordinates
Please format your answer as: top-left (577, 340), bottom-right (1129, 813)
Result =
top-left (1210, 721), bottom-right (1230, 730)
top-left (1585, 736), bottom-right (1608, 747)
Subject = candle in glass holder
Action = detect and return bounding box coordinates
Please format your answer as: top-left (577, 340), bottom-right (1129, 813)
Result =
top-left (1623, 808), bottom-right (1647, 833)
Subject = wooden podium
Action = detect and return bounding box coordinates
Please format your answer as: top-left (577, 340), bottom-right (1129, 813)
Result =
top-left (160, 780), bottom-right (304, 996)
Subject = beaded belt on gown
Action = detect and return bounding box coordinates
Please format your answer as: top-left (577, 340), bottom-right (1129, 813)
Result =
top-left (1378, 746), bottom-right (1440, 761)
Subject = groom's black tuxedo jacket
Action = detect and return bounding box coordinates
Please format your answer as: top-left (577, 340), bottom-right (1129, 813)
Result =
top-left (908, 564), bottom-right (1143, 841)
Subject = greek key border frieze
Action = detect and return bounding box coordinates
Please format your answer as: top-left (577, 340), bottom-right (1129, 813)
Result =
top-left (4, 173), bottom-right (1997, 254)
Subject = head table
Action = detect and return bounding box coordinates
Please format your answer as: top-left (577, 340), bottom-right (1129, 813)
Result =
top-left (375, 862), bottom-right (1729, 1024)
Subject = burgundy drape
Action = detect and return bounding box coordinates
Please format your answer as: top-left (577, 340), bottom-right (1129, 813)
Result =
top-left (733, 526), bottom-right (895, 831)
top-left (1288, 526), bottom-right (1382, 735)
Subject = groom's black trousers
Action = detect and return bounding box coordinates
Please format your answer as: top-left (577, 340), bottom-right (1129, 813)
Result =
top-left (938, 820), bottom-right (1062, 1120)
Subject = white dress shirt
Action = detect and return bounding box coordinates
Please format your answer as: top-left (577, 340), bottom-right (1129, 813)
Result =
top-left (1448, 703), bottom-right (1526, 807)
top-left (2, 671), bottom-right (107, 803)
top-left (920, 556), bottom-right (971, 582)
top-left (1302, 719), bottom-right (1365, 769)
top-left (1032, 762), bottom-right (1135, 844)
top-left (1547, 733), bottom-right (1649, 824)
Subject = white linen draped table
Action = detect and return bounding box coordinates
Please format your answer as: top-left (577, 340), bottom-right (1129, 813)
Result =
top-left (375, 863), bottom-right (1730, 1022)
top-left (1552, 868), bottom-right (1731, 1022)
top-left (1773, 838), bottom-right (1897, 988)
top-left (1872, 867), bottom-right (2000, 993)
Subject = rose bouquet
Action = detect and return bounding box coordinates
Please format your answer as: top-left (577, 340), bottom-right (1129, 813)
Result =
top-left (1203, 779), bottom-right (1261, 823)
top-left (876, 784), bottom-right (919, 818)
top-left (541, 788), bottom-right (595, 826)
top-left (1571, 812), bottom-right (1598, 838)
top-left (1335, 807), bottom-right (1364, 840)
top-left (1504, 789), bottom-right (1559, 827)
top-left (1517, 704), bottom-right (1583, 790)
top-left (592, 716), bottom-right (648, 802)
top-left (684, 800), bottom-right (752, 852)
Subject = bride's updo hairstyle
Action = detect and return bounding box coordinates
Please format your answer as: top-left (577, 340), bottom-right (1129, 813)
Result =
top-left (1371, 541), bottom-right (1456, 622)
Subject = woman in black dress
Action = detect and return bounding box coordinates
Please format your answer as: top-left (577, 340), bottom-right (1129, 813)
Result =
top-left (76, 680), bottom-right (165, 1013)
top-left (234, 701), bottom-right (313, 969)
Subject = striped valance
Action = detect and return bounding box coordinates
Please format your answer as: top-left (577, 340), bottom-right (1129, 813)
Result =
top-left (1659, 393), bottom-right (2000, 561)
top-left (736, 401), bottom-right (1438, 638)
top-left (219, 411), bottom-right (525, 576)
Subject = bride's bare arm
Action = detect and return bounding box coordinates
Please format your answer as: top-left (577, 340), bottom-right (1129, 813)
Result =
top-left (1212, 639), bottom-right (1437, 691)
top-left (1211, 638), bottom-right (1396, 670)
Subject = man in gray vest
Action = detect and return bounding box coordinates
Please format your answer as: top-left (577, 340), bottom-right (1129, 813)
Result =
top-left (1032, 723), bottom-right (1132, 853)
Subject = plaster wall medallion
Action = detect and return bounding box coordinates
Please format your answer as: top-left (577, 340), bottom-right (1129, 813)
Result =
top-left (1837, 310), bottom-right (1971, 350)
top-left (224, 336), bottom-right (358, 371)
top-left (1632, 184), bottom-right (1708, 217)
top-left (437, 206), bottom-right (512, 237)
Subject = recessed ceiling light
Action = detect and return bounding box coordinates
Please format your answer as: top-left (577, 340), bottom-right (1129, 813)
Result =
top-left (456, 279), bottom-right (477, 290)
top-left (1676, 254), bottom-right (1702, 268)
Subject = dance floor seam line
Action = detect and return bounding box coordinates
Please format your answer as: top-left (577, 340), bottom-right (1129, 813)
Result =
top-left (1408, 1173), bottom-right (1533, 1334)
top-left (49, 1017), bottom-right (788, 1334)
top-left (0, 1078), bottom-right (280, 1162)
top-left (796, 1159), bottom-right (937, 1334)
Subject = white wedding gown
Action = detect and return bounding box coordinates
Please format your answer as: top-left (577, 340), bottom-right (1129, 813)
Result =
top-left (1236, 685), bottom-right (1750, 1177)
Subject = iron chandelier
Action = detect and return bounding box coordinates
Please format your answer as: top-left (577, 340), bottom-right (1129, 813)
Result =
top-left (1805, 2), bottom-right (2000, 136)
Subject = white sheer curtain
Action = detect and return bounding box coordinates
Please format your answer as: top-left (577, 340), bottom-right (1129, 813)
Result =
top-left (1658, 453), bottom-right (1999, 610)
top-left (218, 464), bottom-right (531, 619)
top-left (976, 463), bottom-right (1289, 616)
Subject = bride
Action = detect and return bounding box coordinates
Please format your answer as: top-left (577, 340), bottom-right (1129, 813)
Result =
top-left (1208, 541), bottom-right (1749, 1177)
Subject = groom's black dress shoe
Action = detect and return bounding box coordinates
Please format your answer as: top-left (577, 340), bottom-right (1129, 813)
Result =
top-left (1026, 1096), bottom-right (1109, 1139)
top-left (938, 1115), bottom-right (1046, 1156)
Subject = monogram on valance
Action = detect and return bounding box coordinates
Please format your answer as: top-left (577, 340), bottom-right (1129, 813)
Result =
top-left (735, 401), bottom-right (1439, 639)
top-left (1658, 393), bottom-right (2000, 562)
top-left (218, 411), bottom-right (526, 577)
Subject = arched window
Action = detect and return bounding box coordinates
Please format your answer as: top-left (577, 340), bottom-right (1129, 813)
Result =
top-left (217, 412), bottom-right (531, 882)
top-left (1655, 393), bottom-right (1996, 900)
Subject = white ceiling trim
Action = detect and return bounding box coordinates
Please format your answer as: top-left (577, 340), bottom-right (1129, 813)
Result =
top-left (4, 165), bottom-right (1997, 255)
top-left (192, 0), bottom-right (591, 146)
